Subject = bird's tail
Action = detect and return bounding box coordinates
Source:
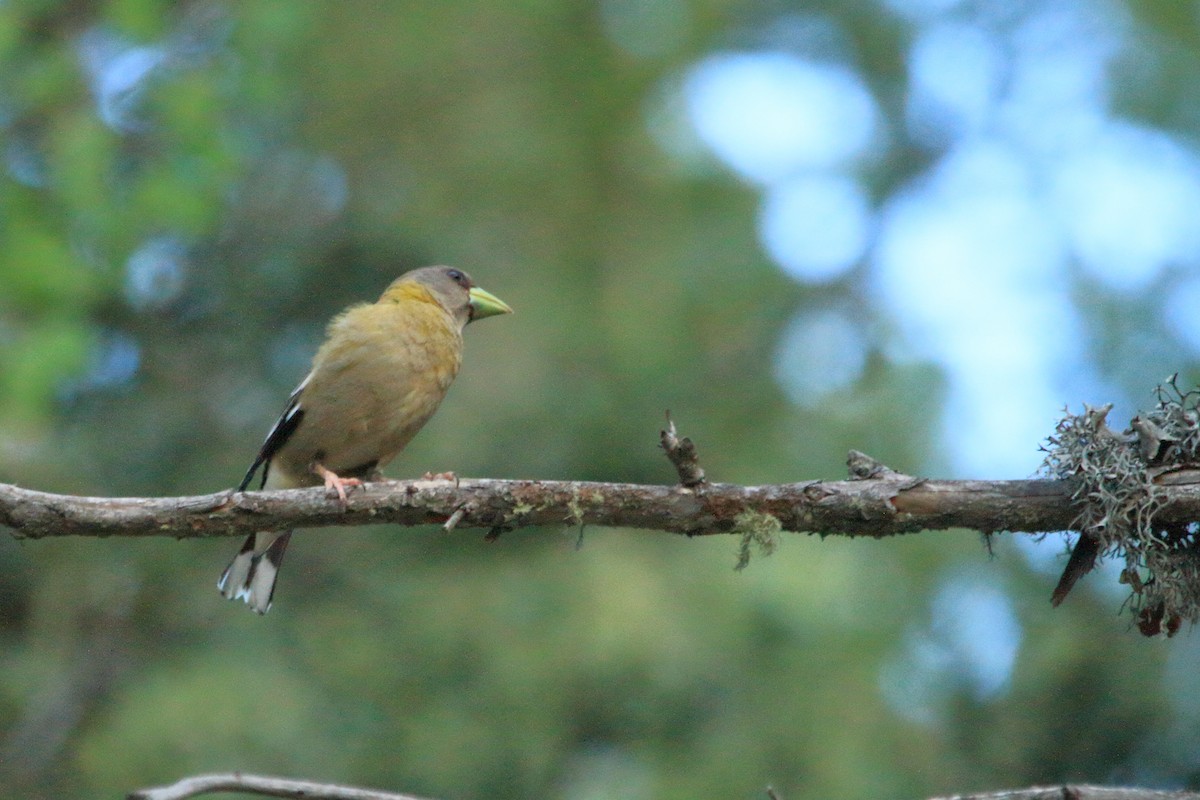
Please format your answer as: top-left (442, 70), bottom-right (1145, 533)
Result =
top-left (218, 531), bottom-right (292, 614)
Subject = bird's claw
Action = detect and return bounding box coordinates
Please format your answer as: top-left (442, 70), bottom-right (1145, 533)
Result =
top-left (312, 463), bottom-right (364, 505)
top-left (327, 475), bottom-right (363, 504)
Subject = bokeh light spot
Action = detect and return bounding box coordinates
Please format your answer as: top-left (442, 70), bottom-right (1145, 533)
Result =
top-left (76, 28), bottom-right (165, 133)
top-left (683, 51), bottom-right (879, 184)
top-left (759, 174), bottom-right (872, 282)
top-left (1051, 125), bottom-right (1200, 292)
top-left (1166, 277), bottom-right (1200, 355)
top-left (773, 308), bottom-right (867, 407)
top-left (880, 571), bottom-right (1021, 724)
top-left (124, 236), bottom-right (188, 311)
top-left (906, 22), bottom-right (1004, 145)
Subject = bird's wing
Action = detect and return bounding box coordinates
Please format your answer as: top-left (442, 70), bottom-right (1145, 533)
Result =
top-left (238, 373), bottom-right (310, 491)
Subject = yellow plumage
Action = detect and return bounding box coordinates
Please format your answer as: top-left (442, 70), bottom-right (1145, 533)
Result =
top-left (268, 284), bottom-right (464, 488)
top-left (219, 266), bottom-right (512, 613)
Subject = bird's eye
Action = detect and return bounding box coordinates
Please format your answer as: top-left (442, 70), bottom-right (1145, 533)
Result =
top-left (447, 269), bottom-right (468, 287)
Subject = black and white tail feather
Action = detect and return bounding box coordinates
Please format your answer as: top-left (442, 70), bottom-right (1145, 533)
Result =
top-left (217, 530), bottom-right (292, 614)
top-left (218, 375), bottom-right (309, 614)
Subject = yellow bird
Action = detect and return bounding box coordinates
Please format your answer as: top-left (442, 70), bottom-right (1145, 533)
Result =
top-left (219, 266), bottom-right (512, 613)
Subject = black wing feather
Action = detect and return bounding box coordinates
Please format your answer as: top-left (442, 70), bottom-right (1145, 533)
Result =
top-left (238, 375), bottom-right (309, 491)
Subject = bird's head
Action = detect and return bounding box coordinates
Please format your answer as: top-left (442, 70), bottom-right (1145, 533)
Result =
top-left (383, 266), bottom-right (513, 329)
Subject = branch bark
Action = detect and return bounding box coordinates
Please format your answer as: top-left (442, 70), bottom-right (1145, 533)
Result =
top-left (928, 786), bottom-right (1200, 800)
top-left (5, 464), bottom-right (1200, 541)
top-left (125, 775), bottom-right (1200, 800)
top-left (127, 773), bottom-right (434, 800)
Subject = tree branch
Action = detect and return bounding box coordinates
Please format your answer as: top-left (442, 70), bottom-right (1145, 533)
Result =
top-left (125, 775), bottom-right (1200, 800)
top-left (928, 786), bottom-right (1200, 800)
top-left (127, 773), bottom-right (435, 800)
top-left (6, 463), bottom-right (1200, 542)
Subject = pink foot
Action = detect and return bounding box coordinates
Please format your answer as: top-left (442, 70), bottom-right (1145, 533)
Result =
top-left (312, 463), bottom-right (363, 505)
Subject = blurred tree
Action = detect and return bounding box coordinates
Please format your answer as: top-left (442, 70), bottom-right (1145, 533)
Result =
top-left (1, 1), bottom-right (1197, 799)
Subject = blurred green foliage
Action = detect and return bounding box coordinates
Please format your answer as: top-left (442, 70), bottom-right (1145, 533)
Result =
top-left (0, 2), bottom-right (1193, 799)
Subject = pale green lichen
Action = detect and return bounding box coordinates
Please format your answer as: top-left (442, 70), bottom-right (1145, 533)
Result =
top-left (733, 511), bottom-right (781, 571)
top-left (566, 494), bottom-right (585, 526)
top-left (1041, 377), bottom-right (1200, 634)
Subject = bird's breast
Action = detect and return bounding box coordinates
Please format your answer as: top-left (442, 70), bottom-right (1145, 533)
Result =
top-left (274, 301), bottom-right (465, 480)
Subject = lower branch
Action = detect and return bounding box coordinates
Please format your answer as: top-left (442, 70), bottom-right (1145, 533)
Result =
top-left (127, 773), bottom-right (434, 800)
top-left (125, 775), bottom-right (1200, 800)
top-left (929, 786), bottom-right (1200, 800)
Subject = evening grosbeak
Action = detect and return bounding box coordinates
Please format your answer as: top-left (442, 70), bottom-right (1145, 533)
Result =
top-left (219, 266), bottom-right (512, 613)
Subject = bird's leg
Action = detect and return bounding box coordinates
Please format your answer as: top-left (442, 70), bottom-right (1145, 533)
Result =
top-left (311, 462), bottom-right (364, 504)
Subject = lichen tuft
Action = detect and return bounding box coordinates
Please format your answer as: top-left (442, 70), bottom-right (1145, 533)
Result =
top-left (1041, 377), bottom-right (1200, 635)
top-left (733, 511), bottom-right (781, 571)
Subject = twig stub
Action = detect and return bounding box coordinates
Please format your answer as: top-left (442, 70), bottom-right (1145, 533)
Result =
top-left (660, 412), bottom-right (707, 487)
top-left (847, 450), bottom-right (900, 480)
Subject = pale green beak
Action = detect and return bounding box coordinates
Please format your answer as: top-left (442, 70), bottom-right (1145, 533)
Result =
top-left (468, 286), bottom-right (513, 321)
